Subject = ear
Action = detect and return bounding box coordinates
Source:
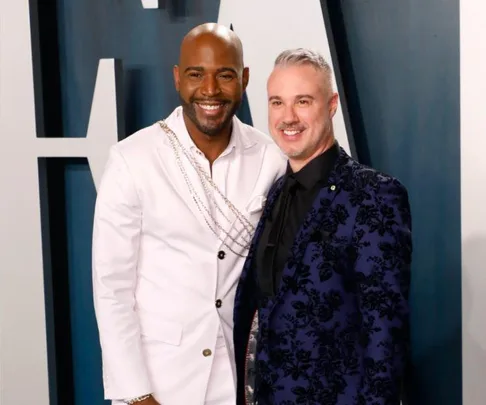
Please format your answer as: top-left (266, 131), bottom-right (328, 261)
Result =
top-left (173, 65), bottom-right (180, 92)
top-left (329, 92), bottom-right (339, 118)
top-left (242, 67), bottom-right (249, 91)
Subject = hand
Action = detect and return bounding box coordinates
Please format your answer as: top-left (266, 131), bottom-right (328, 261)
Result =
top-left (136, 396), bottom-right (160, 405)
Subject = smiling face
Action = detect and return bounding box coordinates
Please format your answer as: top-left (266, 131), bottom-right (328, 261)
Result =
top-left (174, 31), bottom-right (249, 138)
top-left (267, 63), bottom-right (338, 171)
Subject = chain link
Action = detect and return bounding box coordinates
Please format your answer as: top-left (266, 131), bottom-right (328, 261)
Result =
top-left (158, 120), bottom-right (256, 257)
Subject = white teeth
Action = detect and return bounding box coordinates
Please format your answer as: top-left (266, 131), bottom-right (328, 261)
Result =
top-left (199, 104), bottom-right (222, 110)
top-left (283, 130), bottom-right (301, 136)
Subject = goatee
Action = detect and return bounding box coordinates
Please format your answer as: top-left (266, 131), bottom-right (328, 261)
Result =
top-left (179, 95), bottom-right (240, 137)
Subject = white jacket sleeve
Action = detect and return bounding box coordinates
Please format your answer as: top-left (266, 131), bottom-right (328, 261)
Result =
top-left (92, 145), bottom-right (151, 400)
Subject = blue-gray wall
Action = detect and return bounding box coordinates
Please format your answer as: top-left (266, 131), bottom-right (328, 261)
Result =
top-left (36, 1), bottom-right (460, 404)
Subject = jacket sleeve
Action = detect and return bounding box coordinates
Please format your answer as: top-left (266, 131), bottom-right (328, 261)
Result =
top-left (92, 145), bottom-right (151, 400)
top-left (353, 177), bottom-right (412, 405)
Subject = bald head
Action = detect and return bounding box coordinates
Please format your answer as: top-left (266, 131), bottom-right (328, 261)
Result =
top-left (173, 23), bottom-right (249, 140)
top-left (179, 23), bottom-right (244, 67)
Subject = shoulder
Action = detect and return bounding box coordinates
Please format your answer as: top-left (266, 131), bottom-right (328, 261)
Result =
top-left (237, 120), bottom-right (286, 162)
top-left (114, 105), bottom-right (185, 160)
top-left (110, 122), bottom-right (163, 165)
top-left (236, 119), bottom-right (287, 179)
top-left (336, 150), bottom-right (410, 223)
top-left (342, 152), bottom-right (408, 199)
top-left (238, 120), bottom-right (273, 145)
top-left (341, 154), bottom-right (411, 229)
top-left (115, 123), bottom-right (161, 154)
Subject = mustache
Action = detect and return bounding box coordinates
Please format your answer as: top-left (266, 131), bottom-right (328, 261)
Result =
top-left (277, 123), bottom-right (306, 131)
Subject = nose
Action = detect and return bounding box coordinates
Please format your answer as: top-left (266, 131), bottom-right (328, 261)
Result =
top-left (201, 75), bottom-right (221, 97)
top-left (281, 105), bottom-right (298, 125)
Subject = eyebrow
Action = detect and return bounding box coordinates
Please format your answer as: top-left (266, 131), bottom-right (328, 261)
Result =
top-left (295, 94), bottom-right (315, 100)
top-left (268, 94), bottom-right (315, 101)
top-left (184, 66), bottom-right (238, 75)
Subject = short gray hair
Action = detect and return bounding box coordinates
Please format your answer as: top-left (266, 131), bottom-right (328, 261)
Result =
top-left (274, 48), bottom-right (333, 90)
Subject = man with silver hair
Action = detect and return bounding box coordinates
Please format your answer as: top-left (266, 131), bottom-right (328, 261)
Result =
top-left (234, 48), bottom-right (412, 405)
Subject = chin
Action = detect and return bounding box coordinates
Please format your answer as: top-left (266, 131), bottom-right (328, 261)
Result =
top-left (285, 148), bottom-right (306, 159)
top-left (197, 121), bottom-right (227, 137)
top-left (279, 144), bottom-right (302, 158)
top-left (197, 113), bottom-right (228, 127)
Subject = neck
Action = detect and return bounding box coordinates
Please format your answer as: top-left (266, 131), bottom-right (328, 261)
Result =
top-left (183, 113), bottom-right (232, 165)
top-left (289, 134), bottom-right (336, 173)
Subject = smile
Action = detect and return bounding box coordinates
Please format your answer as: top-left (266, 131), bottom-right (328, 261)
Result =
top-left (283, 130), bottom-right (303, 136)
top-left (196, 103), bottom-right (224, 111)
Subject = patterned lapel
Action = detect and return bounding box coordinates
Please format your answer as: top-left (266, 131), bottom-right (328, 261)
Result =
top-left (268, 147), bottom-right (353, 314)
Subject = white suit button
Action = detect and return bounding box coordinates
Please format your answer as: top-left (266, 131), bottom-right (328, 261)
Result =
top-left (202, 349), bottom-right (212, 357)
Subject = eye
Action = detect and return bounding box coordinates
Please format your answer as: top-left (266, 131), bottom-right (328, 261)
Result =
top-left (270, 100), bottom-right (282, 107)
top-left (297, 99), bottom-right (310, 106)
top-left (188, 72), bottom-right (203, 80)
top-left (218, 74), bottom-right (234, 81)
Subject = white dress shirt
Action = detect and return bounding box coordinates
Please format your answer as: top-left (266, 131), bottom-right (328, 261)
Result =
top-left (92, 107), bottom-right (286, 405)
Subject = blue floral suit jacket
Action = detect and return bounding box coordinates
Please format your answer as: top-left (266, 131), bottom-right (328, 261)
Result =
top-left (234, 147), bottom-right (412, 405)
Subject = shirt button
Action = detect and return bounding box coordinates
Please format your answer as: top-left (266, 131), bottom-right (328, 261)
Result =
top-left (202, 349), bottom-right (212, 357)
top-left (217, 251), bottom-right (226, 260)
top-left (215, 299), bottom-right (222, 308)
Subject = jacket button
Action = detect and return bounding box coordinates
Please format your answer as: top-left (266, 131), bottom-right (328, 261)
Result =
top-left (215, 299), bottom-right (222, 308)
top-left (202, 349), bottom-right (212, 357)
top-left (217, 251), bottom-right (225, 260)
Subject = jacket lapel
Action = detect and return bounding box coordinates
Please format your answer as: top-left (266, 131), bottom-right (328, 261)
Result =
top-left (155, 115), bottom-right (214, 232)
top-left (214, 119), bottom-right (262, 254)
top-left (269, 148), bottom-right (353, 313)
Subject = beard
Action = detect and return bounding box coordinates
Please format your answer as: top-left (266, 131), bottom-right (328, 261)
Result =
top-left (179, 95), bottom-right (241, 137)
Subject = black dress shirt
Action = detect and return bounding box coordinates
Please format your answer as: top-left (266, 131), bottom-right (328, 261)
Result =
top-left (256, 143), bottom-right (339, 297)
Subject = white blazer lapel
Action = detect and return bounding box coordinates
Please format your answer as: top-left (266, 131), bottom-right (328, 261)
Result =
top-left (217, 119), bottom-right (267, 256)
top-left (155, 110), bottom-right (213, 231)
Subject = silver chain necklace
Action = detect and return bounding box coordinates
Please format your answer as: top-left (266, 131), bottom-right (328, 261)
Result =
top-left (158, 120), bottom-right (255, 257)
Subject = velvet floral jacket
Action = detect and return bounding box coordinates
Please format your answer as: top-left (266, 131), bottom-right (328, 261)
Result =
top-left (234, 147), bottom-right (412, 405)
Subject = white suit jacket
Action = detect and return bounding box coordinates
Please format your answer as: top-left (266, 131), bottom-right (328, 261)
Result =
top-left (92, 107), bottom-right (286, 404)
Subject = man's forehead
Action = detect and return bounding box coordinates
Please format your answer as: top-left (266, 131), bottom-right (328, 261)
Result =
top-left (181, 46), bottom-right (239, 62)
top-left (180, 34), bottom-right (241, 63)
top-left (180, 53), bottom-right (241, 72)
top-left (268, 66), bottom-right (327, 92)
top-left (270, 64), bottom-right (323, 79)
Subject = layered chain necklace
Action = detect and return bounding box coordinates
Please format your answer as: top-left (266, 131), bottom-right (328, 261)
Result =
top-left (158, 120), bottom-right (255, 257)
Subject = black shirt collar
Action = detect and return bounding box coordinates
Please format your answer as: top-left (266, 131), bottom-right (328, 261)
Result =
top-left (285, 142), bottom-right (339, 190)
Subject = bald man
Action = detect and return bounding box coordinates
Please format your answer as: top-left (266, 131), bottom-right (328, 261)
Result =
top-left (92, 23), bottom-right (285, 405)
